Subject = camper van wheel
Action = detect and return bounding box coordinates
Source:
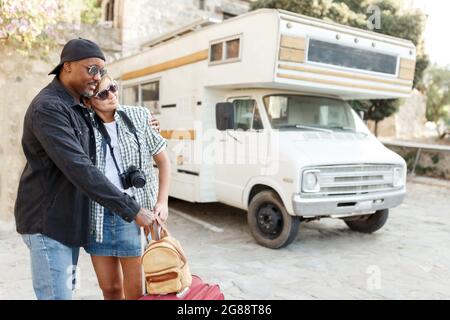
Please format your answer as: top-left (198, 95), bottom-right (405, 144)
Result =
top-left (248, 190), bottom-right (300, 249)
top-left (344, 209), bottom-right (389, 233)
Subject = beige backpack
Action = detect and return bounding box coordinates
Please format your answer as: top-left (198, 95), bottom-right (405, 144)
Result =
top-left (141, 223), bottom-right (192, 295)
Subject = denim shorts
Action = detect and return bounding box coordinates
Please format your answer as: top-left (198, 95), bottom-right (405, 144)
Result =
top-left (85, 208), bottom-right (142, 257)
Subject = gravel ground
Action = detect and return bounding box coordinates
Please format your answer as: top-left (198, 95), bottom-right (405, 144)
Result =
top-left (1, 178), bottom-right (449, 300)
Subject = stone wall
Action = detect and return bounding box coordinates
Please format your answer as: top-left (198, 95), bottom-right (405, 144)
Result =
top-left (0, 46), bottom-right (54, 221)
top-left (63, 24), bottom-right (122, 61)
top-left (369, 89), bottom-right (428, 139)
top-left (0, 25), bottom-right (122, 222)
top-left (395, 90), bottom-right (428, 139)
top-left (104, 0), bottom-right (251, 57)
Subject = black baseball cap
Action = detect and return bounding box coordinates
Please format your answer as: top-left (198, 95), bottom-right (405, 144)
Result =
top-left (48, 38), bottom-right (106, 75)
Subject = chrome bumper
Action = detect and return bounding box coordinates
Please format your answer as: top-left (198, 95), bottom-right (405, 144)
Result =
top-left (292, 188), bottom-right (406, 217)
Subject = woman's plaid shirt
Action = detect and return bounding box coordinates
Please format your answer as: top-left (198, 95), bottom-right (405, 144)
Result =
top-left (90, 105), bottom-right (166, 243)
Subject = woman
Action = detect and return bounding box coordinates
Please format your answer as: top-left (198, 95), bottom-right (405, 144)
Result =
top-left (83, 74), bottom-right (171, 300)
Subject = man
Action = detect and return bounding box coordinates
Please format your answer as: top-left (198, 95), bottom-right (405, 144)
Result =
top-left (14, 38), bottom-right (164, 300)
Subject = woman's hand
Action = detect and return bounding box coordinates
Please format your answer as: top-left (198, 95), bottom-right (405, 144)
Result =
top-left (153, 202), bottom-right (168, 224)
top-left (149, 113), bottom-right (160, 133)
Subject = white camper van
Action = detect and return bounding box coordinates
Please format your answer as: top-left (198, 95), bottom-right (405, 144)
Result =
top-left (108, 9), bottom-right (416, 248)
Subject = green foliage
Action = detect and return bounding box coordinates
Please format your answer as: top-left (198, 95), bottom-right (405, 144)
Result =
top-left (0, 0), bottom-right (64, 56)
top-left (414, 55), bottom-right (430, 92)
top-left (431, 154), bottom-right (439, 165)
top-left (402, 149), bottom-right (417, 172)
top-left (81, 0), bottom-right (102, 25)
top-left (0, 0), bottom-right (103, 56)
top-left (250, 0), bottom-right (366, 23)
top-left (394, 148), bottom-right (442, 178)
top-left (423, 64), bottom-right (450, 135)
top-left (444, 106), bottom-right (450, 127)
top-left (350, 99), bottom-right (400, 136)
top-left (251, 0), bottom-right (429, 135)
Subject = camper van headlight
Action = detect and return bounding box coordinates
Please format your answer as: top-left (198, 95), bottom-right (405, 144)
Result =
top-left (302, 170), bottom-right (321, 193)
top-left (392, 167), bottom-right (404, 188)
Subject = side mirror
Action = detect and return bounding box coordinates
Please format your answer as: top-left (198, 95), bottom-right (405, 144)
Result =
top-left (216, 102), bottom-right (235, 130)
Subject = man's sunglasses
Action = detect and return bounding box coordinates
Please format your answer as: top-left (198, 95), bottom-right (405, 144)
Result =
top-left (94, 82), bottom-right (118, 100)
top-left (86, 65), bottom-right (107, 77)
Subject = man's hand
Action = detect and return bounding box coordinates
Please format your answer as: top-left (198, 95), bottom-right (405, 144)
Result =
top-left (135, 207), bottom-right (156, 227)
top-left (153, 202), bottom-right (168, 224)
top-left (149, 114), bottom-right (160, 133)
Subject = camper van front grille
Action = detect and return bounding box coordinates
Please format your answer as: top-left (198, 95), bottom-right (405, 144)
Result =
top-left (304, 164), bottom-right (397, 197)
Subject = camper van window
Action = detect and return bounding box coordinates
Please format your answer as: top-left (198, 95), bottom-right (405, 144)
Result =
top-left (122, 85), bottom-right (139, 106)
top-left (210, 43), bottom-right (223, 62)
top-left (253, 107), bottom-right (263, 130)
top-left (210, 36), bottom-right (241, 64)
top-left (308, 39), bottom-right (398, 76)
top-left (141, 81), bottom-right (160, 114)
top-left (265, 96), bottom-right (288, 124)
top-left (233, 99), bottom-right (257, 131)
top-left (263, 95), bottom-right (355, 131)
top-left (226, 39), bottom-right (240, 59)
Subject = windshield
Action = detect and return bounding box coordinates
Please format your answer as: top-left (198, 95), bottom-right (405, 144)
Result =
top-left (263, 95), bottom-right (356, 132)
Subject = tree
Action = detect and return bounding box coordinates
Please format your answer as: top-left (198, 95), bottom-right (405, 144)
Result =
top-left (250, 0), bottom-right (366, 25)
top-left (251, 0), bottom-right (429, 136)
top-left (80, 0), bottom-right (102, 25)
top-left (0, 0), bottom-right (65, 56)
top-left (0, 0), bottom-right (102, 57)
top-left (423, 65), bottom-right (450, 138)
top-left (349, 99), bottom-right (400, 136)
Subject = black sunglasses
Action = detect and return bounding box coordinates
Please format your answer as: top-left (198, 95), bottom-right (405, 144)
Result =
top-left (94, 82), bottom-right (118, 100)
top-left (86, 65), bottom-right (107, 77)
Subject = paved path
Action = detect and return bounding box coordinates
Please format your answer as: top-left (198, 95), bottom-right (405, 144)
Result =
top-left (1, 179), bottom-right (449, 299)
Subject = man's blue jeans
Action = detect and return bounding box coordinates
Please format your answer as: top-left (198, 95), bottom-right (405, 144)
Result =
top-left (22, 234), bottom-right (80, 300)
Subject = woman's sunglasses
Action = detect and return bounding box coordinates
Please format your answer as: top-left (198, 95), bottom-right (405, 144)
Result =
top-left (94, 82), bottom-right (118, 100)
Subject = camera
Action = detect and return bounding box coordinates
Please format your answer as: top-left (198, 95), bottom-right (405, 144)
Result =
top-left (119, 165), bottom-right (146, 189)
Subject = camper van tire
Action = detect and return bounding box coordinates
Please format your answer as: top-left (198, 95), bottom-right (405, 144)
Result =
top-left (343, 209), bottom-right (389, 233)
top-left (247, 190), bottom-right (300, 249)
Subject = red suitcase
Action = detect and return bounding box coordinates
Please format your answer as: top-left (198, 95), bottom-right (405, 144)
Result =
top-left (138, 275), bottom-right (224, 300)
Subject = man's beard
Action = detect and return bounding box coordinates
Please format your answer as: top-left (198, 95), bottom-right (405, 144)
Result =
top-left (81, 92), bottom-right (94, 98)
top-left (81, 81), bottom-right (98, 99)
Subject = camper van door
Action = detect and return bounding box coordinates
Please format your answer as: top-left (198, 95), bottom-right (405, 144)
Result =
top-left (215, 97), bottom-right (267, 206)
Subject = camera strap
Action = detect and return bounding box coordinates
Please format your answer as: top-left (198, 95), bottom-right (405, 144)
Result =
top-left (95, 114), bottom-right (123, 176)
top-left (94, 111), bottom-right (144, 173)
top-left (117, 110), bottom-right (143, 170)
